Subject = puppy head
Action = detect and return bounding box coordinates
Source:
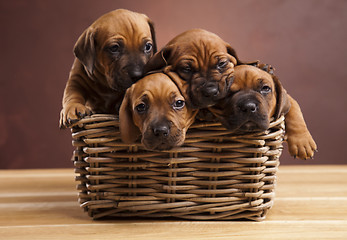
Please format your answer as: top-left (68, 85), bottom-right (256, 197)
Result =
top-left (210, 65), bottom-right (291, 133)
top-left (144, 29), bottom-right (239, 108)
top-left (74, 9), bottom-right (157, 92)
top-left (119, 72), bottom-right (197, 150)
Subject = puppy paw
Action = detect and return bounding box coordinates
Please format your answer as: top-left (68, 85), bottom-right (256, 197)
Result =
top-left (59, 103), bottom-right (92, 128)
top-left (286, 131), bottom-right (317, 160)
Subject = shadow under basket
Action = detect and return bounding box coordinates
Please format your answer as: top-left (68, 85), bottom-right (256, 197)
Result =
top-left (71, 114), bottom-right (285, 221)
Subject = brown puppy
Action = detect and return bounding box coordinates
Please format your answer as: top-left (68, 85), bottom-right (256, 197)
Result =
top-left (59, 9), bottom-right (156, 128)
top-left (119, 72), bottom-right (197, 150)
top-left (144, 29), bottom-right (240, 109)
top-left (209, 65), bottom-right (317, 160)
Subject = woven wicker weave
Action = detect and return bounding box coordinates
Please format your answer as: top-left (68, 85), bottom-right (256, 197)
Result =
top-left (71, 114), bottom-right (285, 221)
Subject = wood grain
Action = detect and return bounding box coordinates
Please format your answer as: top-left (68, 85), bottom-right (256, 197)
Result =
top-left (0, 166), bottom-right (346, 239)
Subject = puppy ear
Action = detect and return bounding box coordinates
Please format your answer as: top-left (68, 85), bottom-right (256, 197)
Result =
top-left (273, 75), bottom-right (291, 119)
top-left (225, 44), bottom-right (240, 65)
top-left (144, 45), bottom-right (174, 73)
top-left (119, 87), bottom-right (141, 143)
top-left (226, 44), bottom-right (260, 66)
top-left (164, 69), bottom-right (193, 107)
top-left (73, 27), bottom-right (96, 75)
top-left (257, 62), bottom-right (275, 75)
top-left (147, 20), bottom-right (157, 54)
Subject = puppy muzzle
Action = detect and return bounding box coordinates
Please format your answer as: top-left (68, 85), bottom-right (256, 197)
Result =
top-left (202, 82), bottom-right (219, 98)
top-left (235, 97), bottom-right (269, 132)
top-left (127, 65), bottom-right (144, 82)
top-left (142, 120), bottom-right (182, 151)
top-left (190, 81), bottom-right (222, 108)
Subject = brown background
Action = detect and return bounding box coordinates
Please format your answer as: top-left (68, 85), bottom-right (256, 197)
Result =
top-left (0, 0), bottom-right (346, 169)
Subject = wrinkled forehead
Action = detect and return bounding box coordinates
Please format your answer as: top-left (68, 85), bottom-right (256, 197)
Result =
top-left (133, 73), bottom-right (181, 101)
top-left (172, 40), bottom-right (229, 67)
top-left (234, 66), bottom-right (274, 88)
top-left (93, 12), bottom-right (152, 43)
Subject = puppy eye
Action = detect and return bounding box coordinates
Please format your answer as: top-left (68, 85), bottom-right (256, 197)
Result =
top-left (217, 59), bottom-right (229, 70)
top-left (144, 42), bottom-right (153, 53)
top-left (109, 43), bottom-right (121, 54)
top-left (260, 86), bottom-right (272, 94)
top-left (135, 103), bottom-right (147, 113)
top-left (173, 100), bottom-right (185, 110)
top-left (181, 65), bottom-right (192, 73)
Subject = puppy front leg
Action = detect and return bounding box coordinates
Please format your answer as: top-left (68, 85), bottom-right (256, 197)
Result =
top-left (285, 95), bottom-right (317, 159)
top-left (59, 75), bottom-right (92, 128)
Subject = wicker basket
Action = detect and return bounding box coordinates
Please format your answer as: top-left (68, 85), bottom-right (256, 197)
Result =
top-left (71, 114), bottom-right (285, 221)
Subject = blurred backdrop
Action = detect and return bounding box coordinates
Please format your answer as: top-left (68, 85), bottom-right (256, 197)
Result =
top-left (1, 0), bottom-right (346, 168)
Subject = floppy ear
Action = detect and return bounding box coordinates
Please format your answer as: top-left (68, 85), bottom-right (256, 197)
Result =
top-left (273, 75), bottom-right (291, 119)
top-left (143, 45), bottom-right (174, 73)
top-left (225, 44), bottom-right (240, 65)
top-left (119, 87), bottom-right (141, 143)
top-left (226, 44), bottom-right (260, 66)
top-left (163, 69), bottom-right (198, 125)
top-left (164, 68), bottom-right (193, 107)
top-left (73, 27), bottom-right (96, 76)
top-left (257, 62), bottom-right (275, 75)
top-left (147, 19), bottom-right (157, 54)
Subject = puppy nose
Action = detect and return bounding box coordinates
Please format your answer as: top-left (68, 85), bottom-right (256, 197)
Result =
top-left (202, 83), bottom-right (219, 97)
top-left (153, 125), bottom-right (170, 137)
top-left (128, 67), bottom-right (143, 81)
top-left (240, 102), bottom-right (258, 113)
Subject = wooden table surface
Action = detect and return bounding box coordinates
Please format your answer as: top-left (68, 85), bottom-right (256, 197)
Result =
top-left (0, 165), bottom-right (346, 240)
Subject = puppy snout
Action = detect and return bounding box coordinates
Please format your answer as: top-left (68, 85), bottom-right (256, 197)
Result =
top-left (153, 124), bottom-right (170, 137)
top-left (202, 83), bottom-right (219, 97)
top-left (128, 67), bottom-right (143, 81)
top-left (239, 101), bottom-right (258, 113)
top-left (125, 62), bottom-right (143, 81)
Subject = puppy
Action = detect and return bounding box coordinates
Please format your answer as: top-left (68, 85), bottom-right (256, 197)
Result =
top-left (144, 29), bottom-right (240, 109)
top-left (209, 65), bottom-right (317, 160)
top-left (119, 72), bottom-right (197, 150)
top-left (59, 9), bottom-right (157, 128)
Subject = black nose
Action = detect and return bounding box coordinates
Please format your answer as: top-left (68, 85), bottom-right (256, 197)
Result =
top-left (202, 83), bottom-right (219, 97)
top-left (153, 125), bottom-right (170, 137)
top-left (128, 67), bottom-right (143, 81)
top-left (239, 102), bottom-right (258, 113)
